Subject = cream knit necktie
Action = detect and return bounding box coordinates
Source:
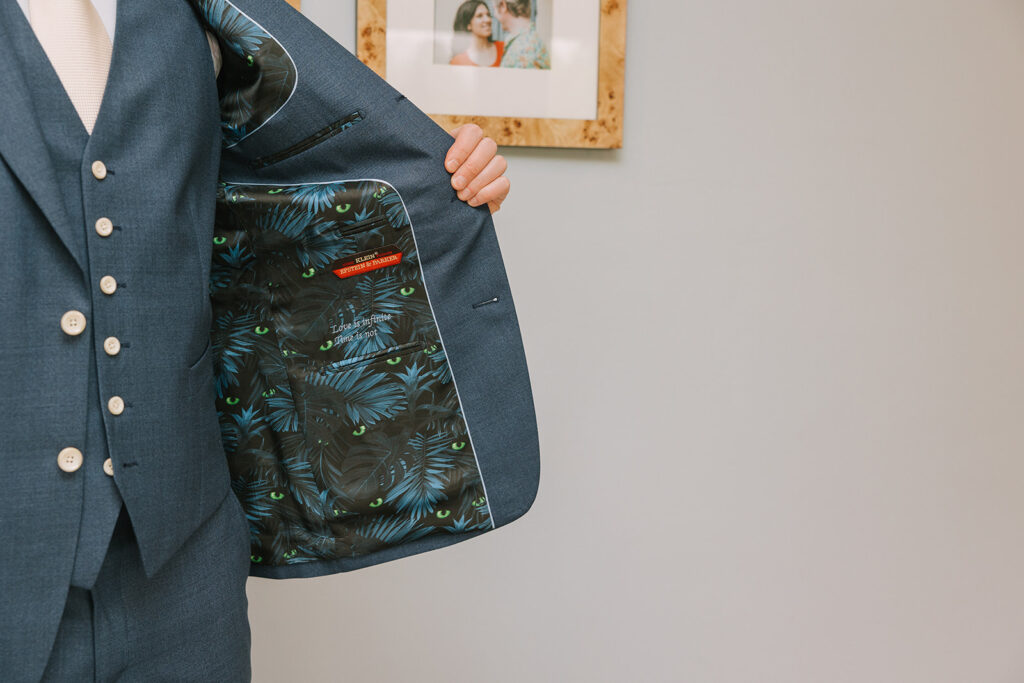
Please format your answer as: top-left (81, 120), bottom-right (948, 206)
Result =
top-left (29, 0), bottom-right (113, 134)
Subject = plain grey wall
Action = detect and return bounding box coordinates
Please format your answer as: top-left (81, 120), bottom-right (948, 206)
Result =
top-left (248, 2), bottom-right (1024, 681)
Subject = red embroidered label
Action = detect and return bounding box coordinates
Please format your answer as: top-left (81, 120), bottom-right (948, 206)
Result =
top-left (332, 245), bottom-right (403, 279)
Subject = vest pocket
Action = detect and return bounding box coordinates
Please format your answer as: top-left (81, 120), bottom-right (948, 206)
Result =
top-left (186, 339), bottom-right (214, 395)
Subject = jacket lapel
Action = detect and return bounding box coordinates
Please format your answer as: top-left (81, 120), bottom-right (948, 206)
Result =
top-left (0, 0), bottom-right (89, 273)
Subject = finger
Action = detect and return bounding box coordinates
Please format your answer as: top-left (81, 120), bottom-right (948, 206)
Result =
top-left (468, 176), bottom-right (510, 211)
top-left (457, 154), bottom-right (507, 201)
top-left (451, 136), bottom-right (498, 192)
top-left (445, 124), bottom-right (483, 175)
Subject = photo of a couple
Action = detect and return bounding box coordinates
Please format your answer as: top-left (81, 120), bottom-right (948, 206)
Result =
top-left (436, 0), bottom-right (552, 70)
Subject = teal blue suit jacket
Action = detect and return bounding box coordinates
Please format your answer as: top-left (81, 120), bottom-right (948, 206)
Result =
top-left (0, 0), bottom-right (538, 647)
top-left (194, 0), bottom-right (541, 579)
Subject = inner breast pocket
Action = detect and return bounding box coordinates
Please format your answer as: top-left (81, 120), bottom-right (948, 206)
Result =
top-left (266, 209), bottom-right (430, 374)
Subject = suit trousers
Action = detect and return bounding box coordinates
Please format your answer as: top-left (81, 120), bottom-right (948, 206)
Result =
top-left (37, 490), bottom-right (252, 681)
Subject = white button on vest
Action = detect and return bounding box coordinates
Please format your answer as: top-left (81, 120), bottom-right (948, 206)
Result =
top-left (99, 275), bottom-right (117, 295)
top-left (107, 396), bottom-right (125, 415)
top-left (91, 160), bottom-right (107, 180)
top-left (103, 336), bottom-right (121, 356)
top-left (95, 217), bottom-right (113, 237)
top-left (60, 310), bottom-right (86, 336)
top-left (58, 447), bottom-right (83, 473)
top-left (103, 458), bottom-right (114, 476)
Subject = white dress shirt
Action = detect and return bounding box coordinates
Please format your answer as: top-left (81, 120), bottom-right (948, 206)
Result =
top-left (17, 0), bottom-right (117, 41)
top-left (15, 0), bottom-right (221, 76)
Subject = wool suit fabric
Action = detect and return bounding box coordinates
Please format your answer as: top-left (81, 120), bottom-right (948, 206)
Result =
top-left (0, 0), bottom-right (539, 678)
top-left (1, 1), bottom-right (244, 678)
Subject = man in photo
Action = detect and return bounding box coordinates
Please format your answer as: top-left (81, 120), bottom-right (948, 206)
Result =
top-left (495, 0), bottom-right (550, 70)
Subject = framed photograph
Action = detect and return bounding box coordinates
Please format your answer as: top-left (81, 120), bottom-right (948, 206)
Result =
top-left (357, 0), bottom-right (626, 148)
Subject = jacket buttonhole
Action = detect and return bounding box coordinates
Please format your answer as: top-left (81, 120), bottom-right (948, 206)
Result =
top-left (472, 296), bottom-right (500, 309)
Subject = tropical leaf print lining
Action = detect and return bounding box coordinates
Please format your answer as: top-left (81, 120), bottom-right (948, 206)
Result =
top-left (194, 0), bottom-right (297, 146)
top-left (211, 180), bottom-right (492, 566)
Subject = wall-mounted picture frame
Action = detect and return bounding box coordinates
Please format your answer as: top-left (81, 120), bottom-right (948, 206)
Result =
top-left (357, 0), bottom-right (626, 149)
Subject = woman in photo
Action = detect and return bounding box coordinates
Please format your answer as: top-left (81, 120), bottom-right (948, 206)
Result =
top-left (449, 1), bottom-right (505, 67)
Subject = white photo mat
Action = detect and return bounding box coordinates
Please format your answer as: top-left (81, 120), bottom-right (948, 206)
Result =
top-left (385, 0), bottom-right (601, 120)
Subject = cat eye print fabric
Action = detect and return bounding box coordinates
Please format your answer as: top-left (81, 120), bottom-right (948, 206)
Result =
top-left (195, 0), bottom-right (297, 146)
top-left (211, 180), bottom-right (493, 567)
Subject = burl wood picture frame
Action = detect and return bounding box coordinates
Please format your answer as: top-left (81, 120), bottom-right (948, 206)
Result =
top-left (356, 0), bottom-right (626, 149)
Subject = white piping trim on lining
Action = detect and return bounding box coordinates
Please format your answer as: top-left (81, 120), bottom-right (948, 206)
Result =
top-left (219, 0), bottom-right (298, 149)
top-left (220, 177), bottom-right (498, 529)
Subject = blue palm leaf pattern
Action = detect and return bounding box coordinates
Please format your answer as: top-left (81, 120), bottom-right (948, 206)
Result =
top-left (355, 516), bottom-right (433, 546)
top-left (396, 360), bottom-right (438, 401)
top-left (255, 203), bottom-right (318, 241)
top-left (264, 383), bottom-right (300, 432)
top-left (304, 367), bottom-right (406, 427)
top-left (379, 189), bottom-right (410, 228)
top-left (284, 183), bottom-right (346, 213)
top-left (199, 0), bottom-right (265, 53)
top-left (212, 311), bottom-right (258, 394)
top-left (212, 179), bottom-right (492, 567)
top-left (385, 433), bottom-right (455, 519)
top-left (279, 455), bottom-right (325, 520)
top-left (195, 0), bottom-right (296, 146)
top-left (220, 183), bottom-right (256, 204)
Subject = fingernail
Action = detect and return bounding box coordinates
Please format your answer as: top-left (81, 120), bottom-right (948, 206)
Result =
top-left (468, 197), bottom-right (480, 207)
top-left (453, 175), bottom-right (466, 190)
top-left (446, 159), bottom-right (459, 171)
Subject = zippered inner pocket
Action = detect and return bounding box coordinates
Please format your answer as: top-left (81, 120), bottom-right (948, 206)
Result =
top-left (248, 110), bottom-right (365, 170)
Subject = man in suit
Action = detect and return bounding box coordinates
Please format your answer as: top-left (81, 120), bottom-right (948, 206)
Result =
top-left (0, 0), bottom-right (536, 679)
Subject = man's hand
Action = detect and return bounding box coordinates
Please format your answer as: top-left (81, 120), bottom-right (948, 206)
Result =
top-left (445, 124), bottom-right (510, 214)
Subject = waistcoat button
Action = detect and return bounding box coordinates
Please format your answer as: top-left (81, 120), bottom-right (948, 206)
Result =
top-left (91, 160), bottom-right (107, 180)
top-left (60, 310), bottom-right (86, 336)
top-left (103, 337), bottom-right (121, 356)
top-left (95, 217), bottom-right (113, 237)
top-left (58, 447), bottom-right (83, 473)
top-left (99, 275), bottom-right (117, 295)
top-left (107, 396), bottom-right (125, 416)
top-left (103, 458), bottom-right (114, 476)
